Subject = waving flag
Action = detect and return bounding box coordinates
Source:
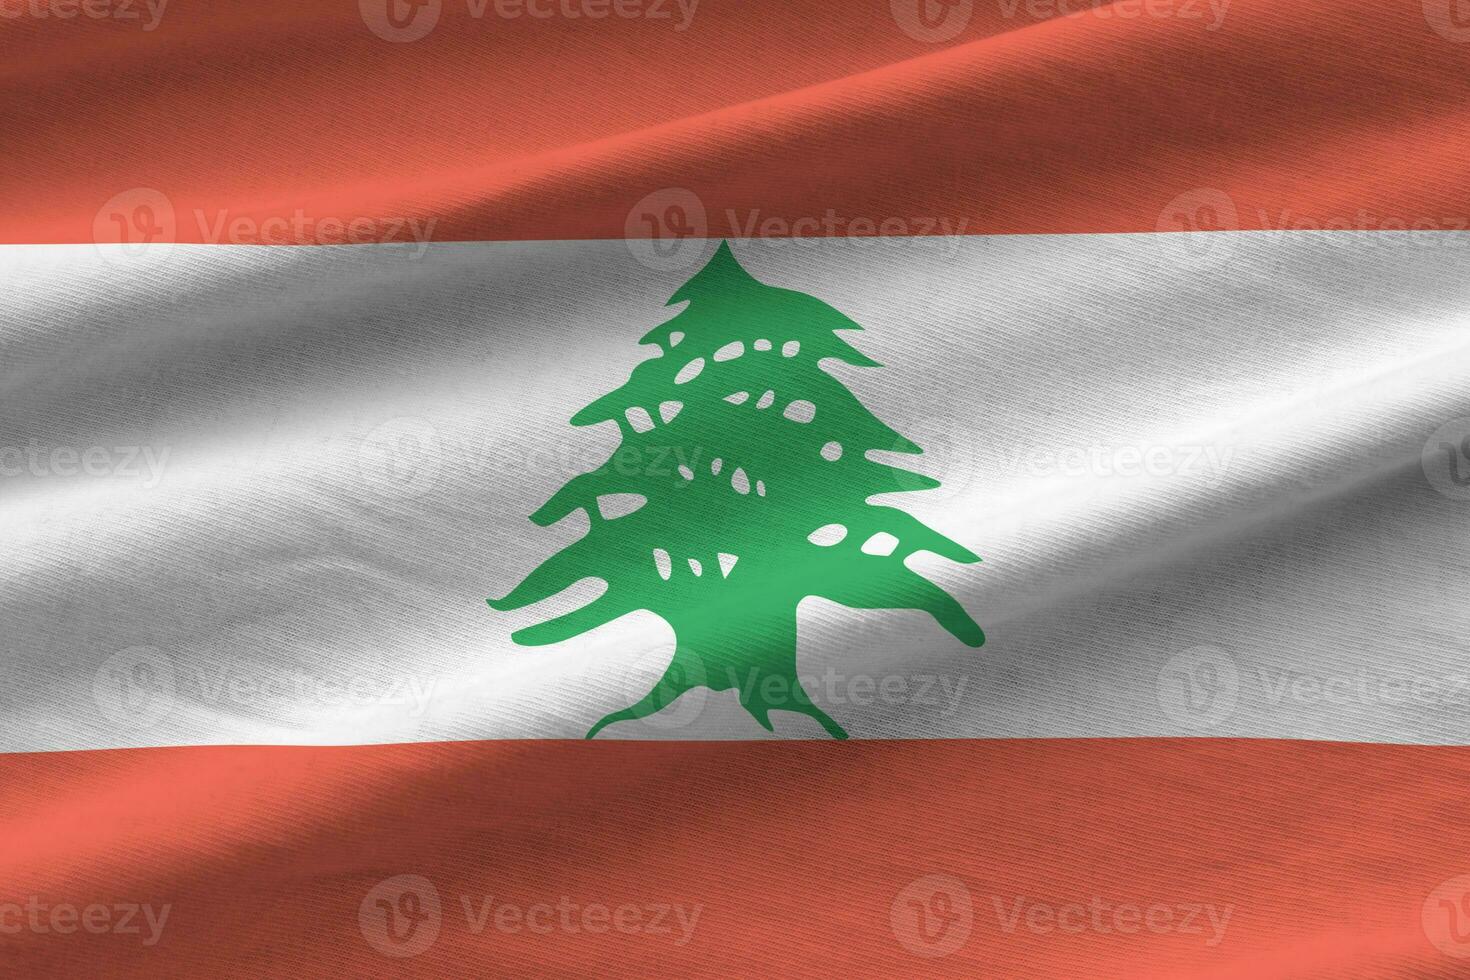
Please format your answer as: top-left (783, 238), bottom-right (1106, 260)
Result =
top-left (5, 0), bottom-right (1470, 975)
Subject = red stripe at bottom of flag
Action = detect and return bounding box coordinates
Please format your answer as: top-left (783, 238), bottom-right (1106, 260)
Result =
top-left (2, 738), bottom-right (1468, 977)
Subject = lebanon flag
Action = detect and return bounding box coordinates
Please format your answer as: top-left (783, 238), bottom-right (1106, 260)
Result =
top-left (7, 0), bottom-right (1470, 976)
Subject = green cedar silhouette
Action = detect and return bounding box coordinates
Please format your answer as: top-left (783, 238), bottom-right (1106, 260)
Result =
top-left (489, 242), bottom-right (983, 738)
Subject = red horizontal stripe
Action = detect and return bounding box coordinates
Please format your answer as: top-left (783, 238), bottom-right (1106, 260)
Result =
top-left (2, 738), bottom-right (1469, 976)
top-left (4, 0), bottom-right (1470, 245)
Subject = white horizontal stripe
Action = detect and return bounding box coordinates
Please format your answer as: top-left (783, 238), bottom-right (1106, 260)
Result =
top-left (2, 233), bottom-right (1469, 750)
